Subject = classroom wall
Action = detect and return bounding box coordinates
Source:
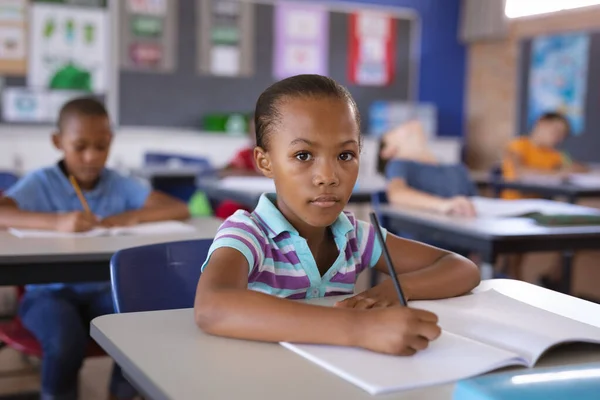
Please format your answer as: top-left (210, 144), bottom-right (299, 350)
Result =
top-left (332, 0), bottom-right (467, 138)
top-left (465, 6), bottom-right (600, 170)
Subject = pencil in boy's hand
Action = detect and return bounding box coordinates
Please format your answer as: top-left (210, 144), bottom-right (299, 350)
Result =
top-left (69, 175), bottom-right (92, 214)
top-left (369, 212), bottom-right (408, 307)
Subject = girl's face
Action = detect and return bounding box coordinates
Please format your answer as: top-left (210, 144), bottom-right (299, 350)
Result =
top-left (255, 96), bottom-right (360, 231)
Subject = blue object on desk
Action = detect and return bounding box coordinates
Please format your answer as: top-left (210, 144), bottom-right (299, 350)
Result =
top-left (453, 363), bottom-right (600, 400)
top-left (110, 239), bottom-right (213, 313)
top-left (143, 152), bottom-right (215, 202)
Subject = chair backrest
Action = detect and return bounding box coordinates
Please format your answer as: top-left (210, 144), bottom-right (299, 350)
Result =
top-left (0, 171), bottom-right (19, 193)
top-left (110, 239), bottom-right (213, 313)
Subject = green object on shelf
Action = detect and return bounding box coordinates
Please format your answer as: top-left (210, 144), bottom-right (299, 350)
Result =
top-left (189, 191), bottom-right (213, 217)
top-left (203, 113), bottom-right (250, 134)
top-left (49, 64), bottom-right (92, 91)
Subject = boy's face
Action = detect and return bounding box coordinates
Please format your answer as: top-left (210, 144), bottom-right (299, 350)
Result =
top-left (534, 119), bottom-right (568, 148)
top-left (255, 97), bottom-right (360, 231)
top-left (52, 114), bottom-right (113, 187)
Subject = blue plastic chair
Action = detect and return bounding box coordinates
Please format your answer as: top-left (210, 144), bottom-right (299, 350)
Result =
top-left (110, 239), bottom-right (213, 313)
top-left (0, 171), bottom-right (19, 193)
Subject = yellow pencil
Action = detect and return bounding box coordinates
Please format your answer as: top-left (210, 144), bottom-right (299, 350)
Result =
top-left (69, 175), bottom-right (91, 214)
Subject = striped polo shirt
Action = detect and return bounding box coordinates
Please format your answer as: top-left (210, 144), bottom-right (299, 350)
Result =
top-left (201, 193), bottom-right (386, 299)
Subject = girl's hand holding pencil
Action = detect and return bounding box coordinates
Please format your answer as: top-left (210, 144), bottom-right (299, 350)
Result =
top-left (352, 307), bottom-right (441, 356)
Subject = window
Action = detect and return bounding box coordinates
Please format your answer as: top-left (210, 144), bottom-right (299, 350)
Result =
top-left (505, 0), bottom-right (600, 19)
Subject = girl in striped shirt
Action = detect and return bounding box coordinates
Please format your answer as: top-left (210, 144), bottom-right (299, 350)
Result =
top-left (195, 75), bottom-right (480, 356)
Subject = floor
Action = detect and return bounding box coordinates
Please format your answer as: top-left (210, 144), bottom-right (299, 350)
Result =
top-left (0, 347), bottom-right (112, 400)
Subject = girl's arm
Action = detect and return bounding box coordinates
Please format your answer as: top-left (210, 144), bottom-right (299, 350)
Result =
top-left (336, 234), bottom-right (480, 308)
top-left (194, 247), bottom-right (441, 355)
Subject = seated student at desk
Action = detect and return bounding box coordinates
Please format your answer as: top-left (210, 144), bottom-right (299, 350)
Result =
top-left (215, 114), bottom-right (261, 219)
top-left (0, 98), bottom-right (189, 400)
top-left (196, 75), bottom-right (480, 356)
top-left (378, 120), bottom-right (477, 217)
top-left (502, 111), bottom-right (588, 199)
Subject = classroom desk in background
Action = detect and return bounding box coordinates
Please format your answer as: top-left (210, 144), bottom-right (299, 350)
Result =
top-left (197, 176), bottom-right (387, 208)
top-left (91, 279), bottom-right (600, 400)
top-left (0, 218), bottom-right (222, 286)
top-left (378, 202), bottom-right (600, 293)
top-left (490, 179), bottom-right (600, 203)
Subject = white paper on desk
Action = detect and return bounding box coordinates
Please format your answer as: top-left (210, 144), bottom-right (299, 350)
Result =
top-left (281, 290), bottom-right (600, 395)
top-left (219, 177), bottom-right (276, 193)
top-left (470, 197), bottom-right (595, 218)
top-left (8, 221), bottom-right (196, 238)
top-left (568, 173), bottom-right (600, 188)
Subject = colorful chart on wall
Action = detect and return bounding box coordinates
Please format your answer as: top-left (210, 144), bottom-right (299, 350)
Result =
top-left (273, 2), bottom-right (328, 79)
top-left (197, 0), bottom-right (254, 77)
top-left (28, 0), bottom-right (109, 93)
top-left (348, 11), bottom-right (395, 86)
top-left (528, 32), bottom-right (590, 135)
top-left (0, 0), bottom-right (27, 75)
top-left (120, 0), bottom-right (177, 73)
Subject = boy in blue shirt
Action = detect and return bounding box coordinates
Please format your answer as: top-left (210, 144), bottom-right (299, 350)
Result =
top-left (0, 98), bottom-right (190, 400)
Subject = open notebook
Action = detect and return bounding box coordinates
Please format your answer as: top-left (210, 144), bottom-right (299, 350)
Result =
top-left (8, 220), bottom-right (197, 238)
top-left (281, 290), bottom-right (600, 395)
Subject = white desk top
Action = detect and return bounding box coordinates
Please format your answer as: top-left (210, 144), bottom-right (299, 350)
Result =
top-left (380, 199), bottom-right (600, 239)
top-left (91, 279), bottom-right (600, 400)
top-left (0, 217), bottom-right (223, 264)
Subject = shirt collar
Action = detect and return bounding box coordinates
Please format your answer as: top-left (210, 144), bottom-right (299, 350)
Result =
top-left (54, 160), bottom-right (108, 199)
top-left (253, 193), bottom-right (354, 239)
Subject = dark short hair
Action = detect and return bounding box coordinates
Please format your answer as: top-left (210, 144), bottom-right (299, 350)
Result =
top-left (536, 111), bottom-right (571, 135)
top-left (254, 74), bottom-right (361, 150)
top-left (57, 97), bottom-right (109, 130)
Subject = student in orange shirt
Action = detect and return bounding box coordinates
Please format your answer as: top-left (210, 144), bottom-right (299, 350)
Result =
top-left (502, 112), bottom-right (587, 199)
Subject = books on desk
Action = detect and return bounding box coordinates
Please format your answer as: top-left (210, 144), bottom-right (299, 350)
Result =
top-left (9, 221), bottom-right (197, 238)
top-left (471, 197), bottom-right (599, 218)
top-left (281, 290), bottom-right (600, 395)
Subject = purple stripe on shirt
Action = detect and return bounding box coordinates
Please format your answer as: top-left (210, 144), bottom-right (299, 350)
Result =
top-left (274, 232), bottom-right (291, 243)
top-left (286, 292), bottom-right (307, 300)
top-left (347, 236), bottom-right (359, 252)
top-left (218, 234), bottom-right (259, 270)
top-left (253, 212), bottom-right (277, 236)
top-left (251, 270), bottom-right (310, 290)
top-left (329, 270), bottom-right (357, 284)
top-left (359, 226), bottom-right (375, 273)
top-left (266, 247), bottom-right (301, 264)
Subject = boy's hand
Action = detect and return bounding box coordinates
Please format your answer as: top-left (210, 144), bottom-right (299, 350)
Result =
top-left (334, 279), bottom-right (404, 309)
top-left (100, 212), bottom-right (140, 228)
top-left (55, 211), bottom-right (98, 232)
top-left (354, 307), bottom-right (441, 355)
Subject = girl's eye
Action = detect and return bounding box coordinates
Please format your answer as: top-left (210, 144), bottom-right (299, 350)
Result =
top-left (339, 152), bottom-right (355, 161)
top-left (295, 152), bottom-right (312, 161)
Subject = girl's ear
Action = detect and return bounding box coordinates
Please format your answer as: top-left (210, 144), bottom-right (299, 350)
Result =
top-left (254, 147), bottom-right (273, 178)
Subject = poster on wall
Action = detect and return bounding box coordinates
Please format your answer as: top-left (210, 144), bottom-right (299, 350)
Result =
top-left (528, 32), bottom-right (590, 135)
top-left (28, 0), bottom-right (109, 93)
top-left (273, 2), bottom-right (328, 79)
top-left (348, 11), bottom-right (395, 86)
top-left (120, 0), bottom-right (177, 72)
top-left (0, 0), bottom-right (27, 75)
top-left (197, 0), bottom-right (254, 77)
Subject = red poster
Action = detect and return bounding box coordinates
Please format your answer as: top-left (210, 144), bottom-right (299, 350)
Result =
top-left (349, 12), bottom-right (396, 86)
